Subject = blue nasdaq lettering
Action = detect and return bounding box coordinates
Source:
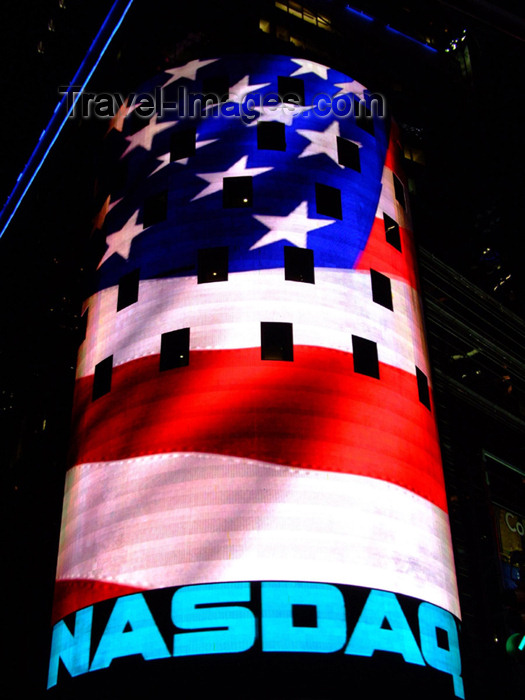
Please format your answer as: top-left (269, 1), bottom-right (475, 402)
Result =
top-left (172, 582), bottom-right (255, 656)
top-left (261, 581), bottom-right (347, 652)
top-left (419, 603), bottom-right (464, 699)
top-left (345, 589), bottom-right (425, 664)
top-left (89, 593), bottom-right (170, 671)
top-left (47, 582), bottom-right (464, 697)
top-left (47, 606), bottom-right (93, 689)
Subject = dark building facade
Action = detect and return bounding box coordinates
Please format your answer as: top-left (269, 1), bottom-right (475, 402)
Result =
top-left (2, 1), bottom-right (525, 697)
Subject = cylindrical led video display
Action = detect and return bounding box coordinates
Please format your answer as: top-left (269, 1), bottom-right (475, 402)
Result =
top-left (48, 54), bottom-right (463, 698)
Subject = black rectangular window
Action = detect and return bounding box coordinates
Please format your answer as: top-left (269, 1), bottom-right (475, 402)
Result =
top-left (202, 76), bottom-right (229, 103)
top-left (315, 182), bottom-right (342, 219)
top-left (170, 127), bottom-right (196, 162)
top-left (393, 173), bottom-right (406, 210)
top-left (370, 269), bottom-right (393, 310)
top-left (258, 121), bottom-right (286, 151)
top-left (416, 367), bottom-right (431, 410)
top-left (198, 247), bottom-right (228, 283)
top-left (352, 335), bottom-right (379, 379)
top-left (284, 246), bottom-right (314, 284)
top-left (384, 213), bottom-right (402, 251)
top-left (160, 328), bottom-right (190, 371)
top-left (143, 190), bottom-right (167, 227)
top-left (278, 76), bottom-right (305, 105)
top-left (223, 176), bottom-right (252, 207)
top-left (117, 269), bottom-right (140, 311)
top-left (337, 136), bottom-right (360, 171)
top-left (354, 101), bottom-right (375, 135)
top-left (93, 356), bottom-right (113, 400)
top-left (261, 322), bottom-right (294, 361)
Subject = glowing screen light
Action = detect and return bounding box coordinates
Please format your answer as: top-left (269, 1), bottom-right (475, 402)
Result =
top-left (49, 54), bottom-right (463, 698)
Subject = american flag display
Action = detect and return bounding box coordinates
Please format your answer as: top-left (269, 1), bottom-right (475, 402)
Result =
top-left (52, 53), bottom-right (460, 629)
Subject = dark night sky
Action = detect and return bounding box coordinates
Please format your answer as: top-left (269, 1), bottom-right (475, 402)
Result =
top-left (0, 1), bottom-right (115, 201)
top-left (0, 4), bottom-right (116, 698)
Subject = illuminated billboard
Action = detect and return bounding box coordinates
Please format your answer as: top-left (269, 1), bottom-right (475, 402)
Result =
top-left (495, 505), bottom-right (525, 590)
top-left (48, 54), bottom-right (463, 697)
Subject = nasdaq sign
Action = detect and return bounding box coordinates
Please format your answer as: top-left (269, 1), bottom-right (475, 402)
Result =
top-left (48, 582), bottom-right (463, 697)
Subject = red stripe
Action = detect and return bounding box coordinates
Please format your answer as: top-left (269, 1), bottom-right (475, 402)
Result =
top-left (52, 580), bottom-right (143, 623)
top-left (355, 217), bottom-right (420, 290)
top-left (356, 123), bottom-right (419, 288)
top-left (384, 121), bottom-right (407, 178)
top-left (69, 347), bottom-right (447, 510)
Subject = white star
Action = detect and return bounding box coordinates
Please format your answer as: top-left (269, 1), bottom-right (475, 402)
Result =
top-left (121, 114), bottom-right (173, 157)
top-left (247, 102), bottom-right (312, 126)
top-left (162, 58), bottom-right (219, 88)
top-left (149, 151), bottom-right (171, 176)
top-left (333, 80), bottom-right (368, 99)
top-left (150, 134), bottom-right (218, 175)
top-left (289, 58), bottom-right (329, 80)
top-left (228, 75), bottom-right (271, 103)
top-left (148, 151), bottom-right (171, 177)
top-left (296, 121), bottom-right (361, 168)
top-left (97, 210), bottom-right (143, 268)
top-left (250, 201), bottom-right (335, 250)
top-left (106, 98), bottom-right (135, 134)
top-left (91, 195), bottom-right (122, 232)
top-left (191, 156), bottom-right (273, 201)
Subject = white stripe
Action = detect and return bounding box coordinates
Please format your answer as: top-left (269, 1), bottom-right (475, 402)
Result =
top-left (77, 269), bottom-right (430, 379)
top-left (56, 452), bottom-right (460, 618)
